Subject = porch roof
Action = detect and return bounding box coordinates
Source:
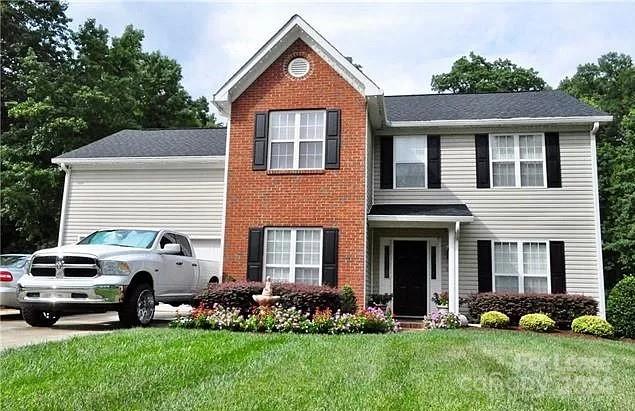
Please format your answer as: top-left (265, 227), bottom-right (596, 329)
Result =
top-left (368, 204), bottom-right (473, 223)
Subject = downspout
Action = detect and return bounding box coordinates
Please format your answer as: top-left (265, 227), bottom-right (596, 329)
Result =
top-left (57, 163), bottom-right (72, 247)
top-left (589, 121), bottom-right (606, 318)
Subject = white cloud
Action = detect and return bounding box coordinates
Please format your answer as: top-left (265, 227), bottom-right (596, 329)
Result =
top-left (67, 1), bottom-right (635, 118)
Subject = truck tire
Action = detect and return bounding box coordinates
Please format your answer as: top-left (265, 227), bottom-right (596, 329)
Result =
top-left (118, 283), bottom-right (155, 327)
top-left (22, 307), bottom-right (60, 327)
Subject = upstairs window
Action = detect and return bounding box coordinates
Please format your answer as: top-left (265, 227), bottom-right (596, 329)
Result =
top-left (268, 110), bottom-right (325, 170)
top-left (394, 135), bottom-right (427, 188)
top-left (490, 133), bottom-right (546, 187)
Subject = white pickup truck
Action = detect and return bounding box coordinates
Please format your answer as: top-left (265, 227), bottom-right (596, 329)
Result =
top-left (17, 229), bottom-right (220, 327)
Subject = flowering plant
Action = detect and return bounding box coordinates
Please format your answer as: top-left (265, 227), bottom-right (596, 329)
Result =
top-left (432, 291), bottom-right (449, 306)
top-left (170, 304), bottom-right (400, 334)
top-left (422, 310), bottom-right (461, 329)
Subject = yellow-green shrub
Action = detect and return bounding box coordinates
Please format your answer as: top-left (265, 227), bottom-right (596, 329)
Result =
top-left (519, 313), bottom-right (555, 332)
top-left (571, 315), bottom-right (614, 338)
top-left (480, 311), bottom-right (510, 328)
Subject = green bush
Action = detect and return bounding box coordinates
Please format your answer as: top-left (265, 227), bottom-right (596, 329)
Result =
top-left (480, 311), bottom-right (510, 328)
top-left (606, 275), bottom-right (635, 338)
top-left (340, 285), bottom-right (358, 313)
top-left (519, 313), bottom-right (555, 332)
top-left (571, 315), bottom-right (614, 338)
top-left (465, 293), bottom-right (597, 329)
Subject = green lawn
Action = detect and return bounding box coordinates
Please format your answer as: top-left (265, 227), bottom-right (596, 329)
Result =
top-left (1, 329), bottom-right (634, 411)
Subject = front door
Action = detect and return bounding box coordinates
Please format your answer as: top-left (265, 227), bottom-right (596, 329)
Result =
top-left (393, 240), bottom-right (427, 316)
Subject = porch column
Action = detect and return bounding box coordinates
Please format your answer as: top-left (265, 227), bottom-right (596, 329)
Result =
top-left (448, 222), bottom-right (460, 313)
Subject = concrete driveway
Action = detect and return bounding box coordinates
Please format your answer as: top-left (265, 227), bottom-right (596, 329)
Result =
top-left (0, 304), bottom-right (190, 351)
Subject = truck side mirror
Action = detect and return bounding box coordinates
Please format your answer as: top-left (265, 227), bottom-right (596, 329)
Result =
top-left (160, 243), bottom-right (181, 255)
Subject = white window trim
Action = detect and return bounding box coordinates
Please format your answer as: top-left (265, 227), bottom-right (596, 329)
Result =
top-left (393, 134), bottom-right (427, 189)
top-left (262, 227), bottom-right (323, 284)
top-left (267, 110), bottom-right (326, 171)
top-left (491, 240), bottom-right (551, 294)
top-left (489, 133), bottom-right (547, 188)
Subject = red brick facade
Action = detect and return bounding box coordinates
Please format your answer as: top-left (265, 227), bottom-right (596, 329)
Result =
top-left (223, 39), bottom-right (367, 299)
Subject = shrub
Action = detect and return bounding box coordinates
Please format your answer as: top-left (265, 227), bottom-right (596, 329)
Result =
top-left (356, 306), bottom-right (399, 333)
top-left (519, 313), bottom-right (555, 332)
top-left (196, 281), bottom-right (341, 316)
top-left (422, 311), bottom-right (462, 329)
top-left (606, 275), bottom-right (635, 338)
top-left (340, 285), bottom-right (358, 313)
top-left (480, 311), bottom-right (510, 328)
top-left (465, 293), bottom-right (597, 329)
top-left (368, 293), bottom-right (393, 306)
top-left (571, 315), bottom-right (614, 338)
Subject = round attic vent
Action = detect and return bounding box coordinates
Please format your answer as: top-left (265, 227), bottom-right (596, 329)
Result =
top-left (288, 57), bottom-right (310, 78)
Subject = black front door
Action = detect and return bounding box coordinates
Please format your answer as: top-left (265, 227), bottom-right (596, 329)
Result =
top-left (393, 240), bottom-right (427, 316)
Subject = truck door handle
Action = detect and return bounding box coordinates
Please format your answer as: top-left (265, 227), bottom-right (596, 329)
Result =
top-left (192, 263), bottom-right (198, 267)
top-left (176, 261), bottom-right (183, 266)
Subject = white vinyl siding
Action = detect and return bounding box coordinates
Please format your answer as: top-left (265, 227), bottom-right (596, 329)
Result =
top-left (264, 228), bottom-right (322, 285)
top-left (268, 110), bottom-right (326, 170)
top-left (373, 129), bottom-right (602, 299)
top-left (61, 166), bottom-right (224, 259)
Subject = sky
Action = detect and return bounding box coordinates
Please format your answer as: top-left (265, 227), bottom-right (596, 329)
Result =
top-left (66, 1), bottom-right (635, 118)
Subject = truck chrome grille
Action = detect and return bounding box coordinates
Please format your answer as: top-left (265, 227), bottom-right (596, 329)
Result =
top-left (30, 255), bottom-right (99, 278)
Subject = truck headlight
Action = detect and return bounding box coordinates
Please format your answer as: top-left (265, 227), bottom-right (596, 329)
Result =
top-left (100, 261), bottom-right (131, 276)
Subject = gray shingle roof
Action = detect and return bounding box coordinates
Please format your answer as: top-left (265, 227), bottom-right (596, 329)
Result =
top-left (56, 128), bottom-right (227, 159)
top-left (384, 90), bottom-right (608, 122)
top-left (369, 204), bottom-right (472, 217)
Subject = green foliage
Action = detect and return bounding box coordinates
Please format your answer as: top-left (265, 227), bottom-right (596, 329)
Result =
top-left (606, 275), bottom-right (635, 337)
top-left (465, 293), bottom-right (597, 328)
top-left (431, 52), bottom-right (548, 93)
top-left (340, 284), bottom-right (358, 313)
top-left (560, 53), bottom-right (635, 288)
top-left (1, 3), bottom-right (220, 252)
top-left (519, 313), bottom-right (556, 332)
top-left (571, 315), bottom-right (614, 338)
top-left (480, 311), bottom-right (510, 329)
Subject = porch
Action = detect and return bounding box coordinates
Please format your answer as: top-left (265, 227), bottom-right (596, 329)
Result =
top-left (366, 204), bottom-right (473, 316)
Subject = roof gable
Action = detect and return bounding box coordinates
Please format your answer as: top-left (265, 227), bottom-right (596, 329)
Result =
top-left (213, 14), bottom-right (382, 115)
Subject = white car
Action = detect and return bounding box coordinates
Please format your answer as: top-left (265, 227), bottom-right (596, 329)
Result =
top-left (17, 229), bottom-right (219, 327)
top-left (0, 254), bottom-right (31, 309)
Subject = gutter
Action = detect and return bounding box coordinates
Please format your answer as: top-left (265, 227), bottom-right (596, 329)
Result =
top-left (51, 156), bottom-right (225, 167)
top-left (589, 121), bottom-right (606, 318)
top-left (57, 163), bottom-right (72, 247)
top-left (385, 115), bottom-right (614, 128)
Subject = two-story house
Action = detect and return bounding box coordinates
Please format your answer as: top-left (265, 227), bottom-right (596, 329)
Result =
top-left (214, 15), bottom-right (612, 317)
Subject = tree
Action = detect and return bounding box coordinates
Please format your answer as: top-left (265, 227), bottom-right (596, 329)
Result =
top-left (1, 0), bottom-right (71, 104)
top-left (560, 53), bottom-right (635, 288)
top-left (431, 52), bottom-right (548, 93)
top-left (1, 3), bottom-right (220, 252)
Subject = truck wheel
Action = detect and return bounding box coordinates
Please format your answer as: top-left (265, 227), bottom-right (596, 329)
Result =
top-left (118, 283), bottom-right (155, 327)
top-left (22, 307), bottom-right (60, 327)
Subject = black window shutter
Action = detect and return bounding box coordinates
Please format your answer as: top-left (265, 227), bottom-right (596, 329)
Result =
top-left (475, 134), bottom-right (490, 188)
top-left (253, 112), bottom-right (268, 170)
top-left (427, 135), bottom-right (441, 188)
top-left (550, 241), bottom-right (566, 293)
top-left (247, 228), bottom-right (264, 281)
top-left (325, 109), bottom-right (341, 169)
top-left (545, 132), bottom-right (562, 188)
top-left (322, 228), bottom-right (339, 287)
top-left (477, 240), bottom-right (493, 292)
top-left (380, 137), bottom-right (393, 189)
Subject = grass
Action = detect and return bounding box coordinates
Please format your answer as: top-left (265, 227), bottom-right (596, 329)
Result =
top-left (1, 329), bottom-right (634, 411)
